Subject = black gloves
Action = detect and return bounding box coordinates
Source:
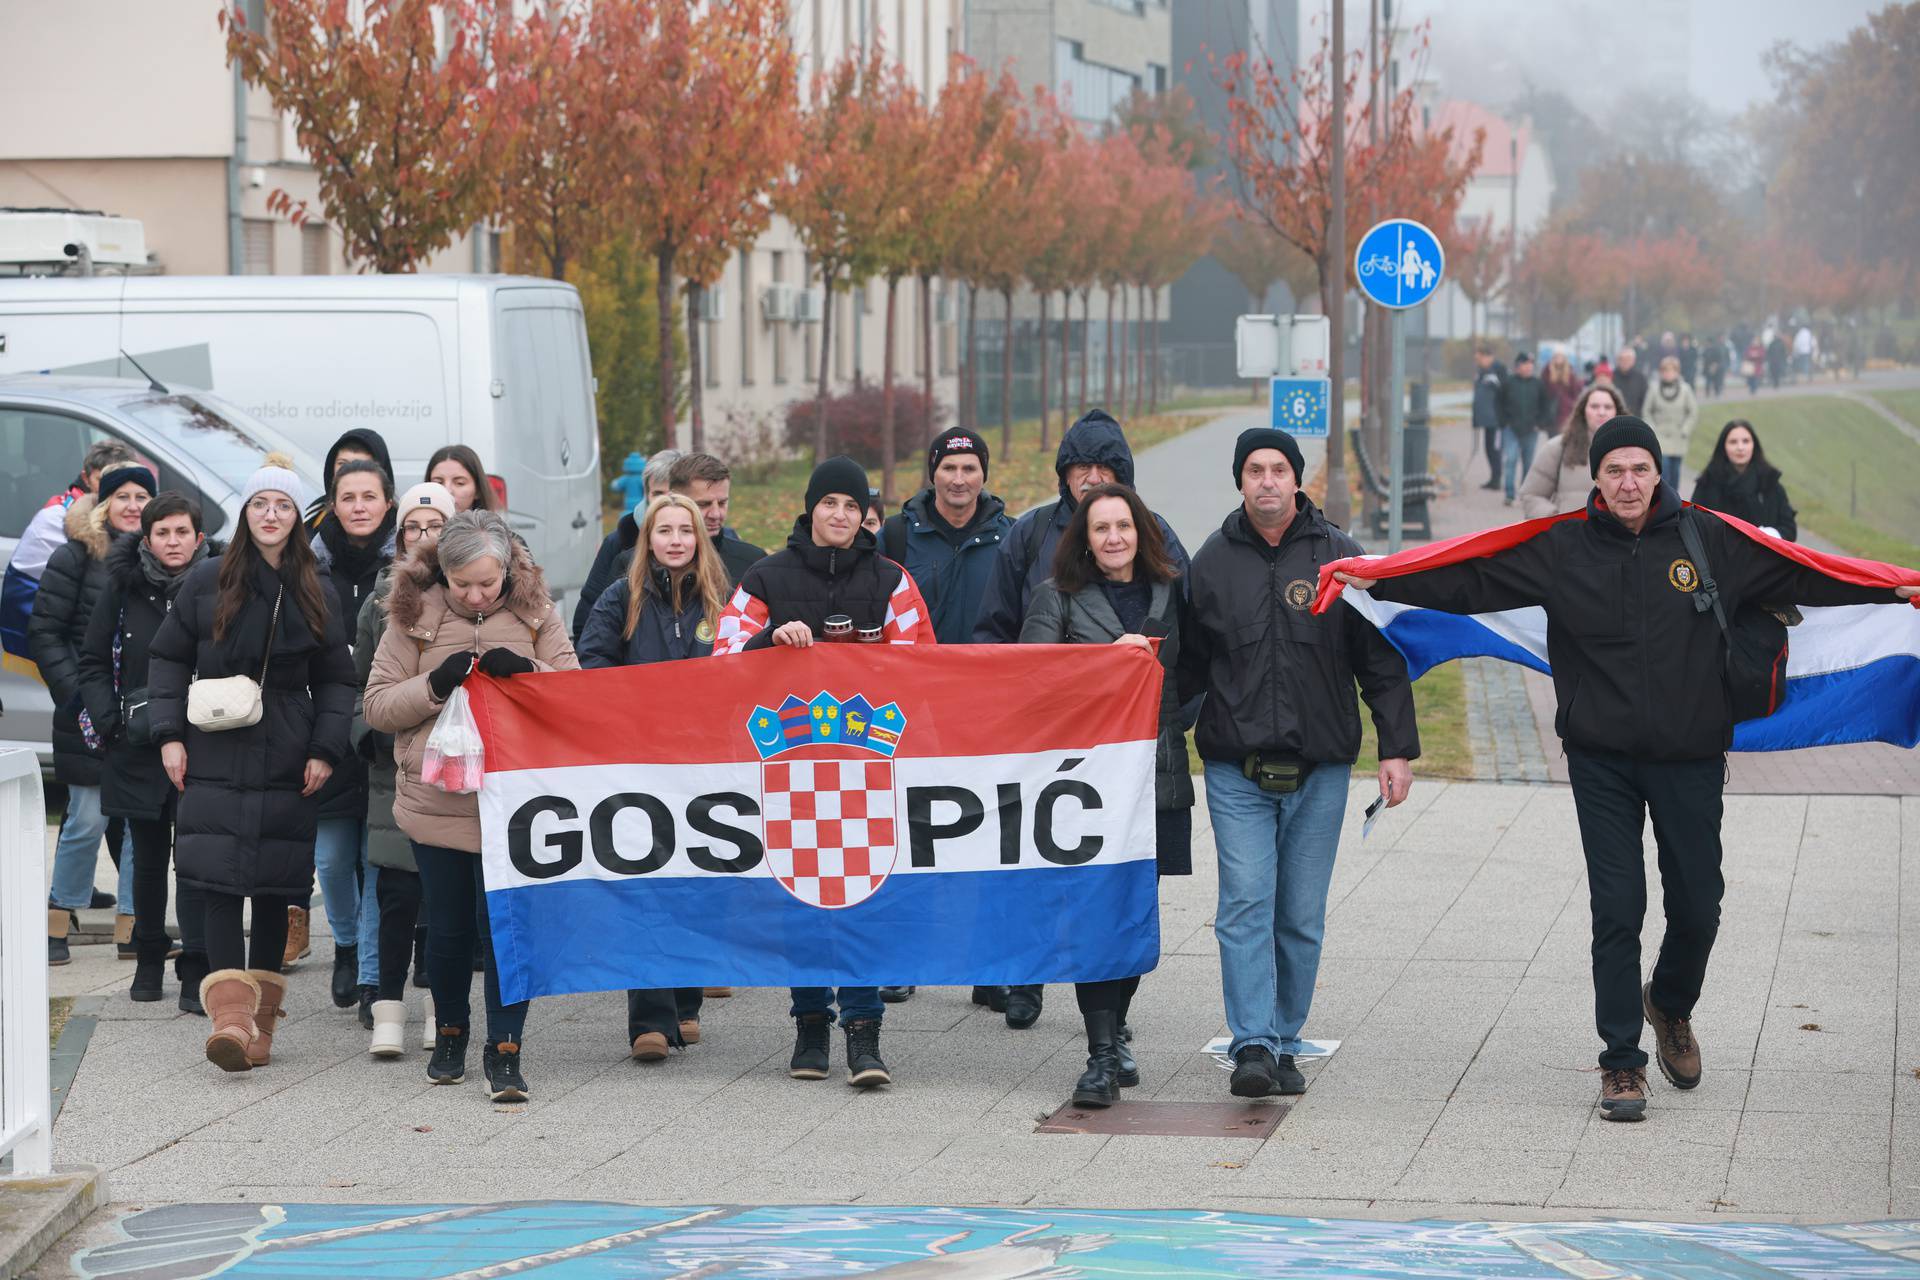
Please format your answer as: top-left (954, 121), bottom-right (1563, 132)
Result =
top-left (476, 647), bottom-right (536, 678)
top-left (428, 650), bottom-right (475, 700)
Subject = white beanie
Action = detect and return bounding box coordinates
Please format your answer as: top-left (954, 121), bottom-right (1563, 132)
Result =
top-left (397, 481), bottom-right (456, 522)
top-left (240, 452), bottom-right (307, 510)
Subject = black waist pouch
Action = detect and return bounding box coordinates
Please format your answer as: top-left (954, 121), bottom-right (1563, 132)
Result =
top-left (1242, 751), bottom-right (1316, 794)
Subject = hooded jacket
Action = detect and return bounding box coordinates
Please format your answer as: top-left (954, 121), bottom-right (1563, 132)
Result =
top-left (1471, 361), bottom-right (1507, 430)
top-left (27, 496), bottom-right (126, 786)
top-left (1179, 498), bottom-right (1420, 766)
top-left (577, 565), bottom-right (715, 669)
top-left (307, 520), bottom-right (396, 820)
top-left (363, 535), bottom-right (579, 854)
top-left (307, 428), bottom-right (394, 522)
top-left (1368, 485), bottom-right (1900, 760)
top-left (971, 410), bottom-right (1189, 643)
top-left (146, 553), bottom-right (358, 897)
top-left (879, 488), bottom-right (1011, 644)
top-left (77, 534), bottom-right (219, 819)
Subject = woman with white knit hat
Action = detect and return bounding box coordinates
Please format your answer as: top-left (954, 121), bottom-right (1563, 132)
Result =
top-left (146, 455), bottom-right (358, 1073)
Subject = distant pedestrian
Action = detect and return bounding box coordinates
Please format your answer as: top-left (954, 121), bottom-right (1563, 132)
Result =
top-left (1791, 324), bottom-right (1815, 383)
top-left (1690, 420), bottom-right (1797, 542)
top-left (1019, 483), bottom-right (1193, 1109)
top-left (364, 511), bottom-right (580, 1102)
top-left (1611, 346), bottom-right (1649, 416)
top-left (1520, 382), bottom-right (1620, 520)
top-left (1497, 351), bottom-right (1553, 505)
top-left (1179, 429), bottom-right (1418, 1099)
top-left (1542, 351), bottom-right (1581, 432)
top-left (1641, 356), bottom-right (1699, 492)
top-left (148, 458), bottom-right (357, 1075)
top-left (1470, 344), bottom-right (1506, 490)
top-left (1678, 334), bottom-right (1699, 387)
top-left (1744, 338), bottom-right (1766, 395)
top-left (1700, 336), bottom-right (1727, 398)
top-left (1765, 333), bottom-right (1788, 390)
top-left (1334, 418), bottom-right (1917, 1122)
top-left (609, 451), bottom-right (649, 511)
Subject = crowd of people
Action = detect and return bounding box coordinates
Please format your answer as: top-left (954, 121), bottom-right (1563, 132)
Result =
top-left (26, 388), bottom-right (1911, 1122)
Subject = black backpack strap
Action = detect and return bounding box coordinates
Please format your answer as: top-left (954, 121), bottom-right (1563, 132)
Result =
top-left (1677, 509), bottom-right (1730, 641)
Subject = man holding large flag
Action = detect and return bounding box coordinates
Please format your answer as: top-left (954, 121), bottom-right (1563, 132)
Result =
top-left (1330, 416), bottom-right (1920, 1122)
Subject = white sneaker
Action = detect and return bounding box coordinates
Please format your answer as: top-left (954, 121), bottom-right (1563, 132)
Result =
top-left (370, 1000), bottom-right (406, 1058)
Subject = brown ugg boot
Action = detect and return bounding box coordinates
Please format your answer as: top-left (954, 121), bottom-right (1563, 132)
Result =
top-left (283, 907), bottom-right (311, 966)
top-left (246, 971), bottom-right (289, 1067)
top-left (202, 969), bottom-right (262, 1072)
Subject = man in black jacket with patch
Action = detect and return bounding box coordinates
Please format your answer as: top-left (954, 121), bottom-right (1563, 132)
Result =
top-left (1337, 416), bottom-right (1918, 1122)
top-left (1180, 428), bottom-right (1419, 1100)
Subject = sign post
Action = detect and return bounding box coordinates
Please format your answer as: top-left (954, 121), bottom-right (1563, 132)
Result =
top-left (1354, 218), bottom-right (1445, 553)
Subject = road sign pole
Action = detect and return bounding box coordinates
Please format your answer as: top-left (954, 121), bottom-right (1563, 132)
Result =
top-left (1387, 308), bottom-right (1407, 554)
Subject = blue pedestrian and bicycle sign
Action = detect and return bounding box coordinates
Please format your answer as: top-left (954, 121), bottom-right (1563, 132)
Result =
top-left (1270, 377), bottom-right (1329, 437)
top-left (1354, 217), bottom-right (1445, 309)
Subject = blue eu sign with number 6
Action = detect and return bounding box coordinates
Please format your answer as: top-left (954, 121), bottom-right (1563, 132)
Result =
top-left (1270, 377), bottom-right (1329, 437)
top-left (1354, 218), bottom-right (1445, 310)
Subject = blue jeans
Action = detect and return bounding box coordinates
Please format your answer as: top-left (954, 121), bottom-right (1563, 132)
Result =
top-left (1205, 759), bottom-right (1352, 1058)
top-left (413, 841), bottom-right (526, 1043)
top-left (790, 987), bottom-right (883, 1023)
top-left (48, 784), bottom-right (133, 912)
top-left (1500, 427), bottom-right (1539, 499)
top-left (1663, 454), bottom-right (1683, 493)
top-left (313, 817), bottom-right (366, 956)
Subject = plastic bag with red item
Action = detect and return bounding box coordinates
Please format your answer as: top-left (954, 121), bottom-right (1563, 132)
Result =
top-left (420, 685), bottom-right (486, 794)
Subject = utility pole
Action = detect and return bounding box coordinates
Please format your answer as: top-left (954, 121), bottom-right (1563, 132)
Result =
top-left (1508, 133), bottom-right (1519, 344)
top-left (1325, 0), bottom-right (1349, 528)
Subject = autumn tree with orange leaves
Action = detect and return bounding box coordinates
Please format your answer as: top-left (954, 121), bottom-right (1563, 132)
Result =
top-left (223, 0), bottom-right (516, 273)
top-left (495, 8), bottom-right (613, 281)
top-left (1446, 217), bottom-right (1511, 344)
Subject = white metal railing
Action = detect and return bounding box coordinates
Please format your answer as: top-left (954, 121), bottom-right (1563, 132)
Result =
top-left (0, 748), bottom-right (50, 1177)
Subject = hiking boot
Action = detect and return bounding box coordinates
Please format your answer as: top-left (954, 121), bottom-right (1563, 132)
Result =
top-left (879, 985), bottom-right (916, 1003)
top-left (47, 907), bottom-right (71, 967)
top-left (245, 972), bottom-right (288, 1067)
top-left (971, 985), bottom-right (1009, 1012)
top-left (843, 1019), bottom-right (891, 1089)
top-left (1230, 1045), bottom-right (1278, 1098)
top-left (1598, 1066), bottom-right (1649, 1121)
top-left (483, 1041), bottom-right (528, 1102)
top-left (428, 1025), bottom-right (470, 1084)
top-left (1273, 1053), bottom-right (1307, 1095)
top-left (630, 1031), bottom-right (669, 1062)
top-left (1643, 982), bottom-right (1701, 1089)
top-left (283, 906), bottom-right (311, 966)
top-left (1005, 984), bottom-right (1044, 1029)
top-left (357, 985), bottom-right (377, 1030)
top-left (789, 1012), bottom-right (832, 1080)
top-left (330, 945), bottom-right (359, 1008)
top-left (1114, 1023), bottom-right (1140, 1088)
top-left (1071, 1010), bottom-right (1121, 1109)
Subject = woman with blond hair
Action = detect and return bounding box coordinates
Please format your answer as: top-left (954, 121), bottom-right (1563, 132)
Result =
top-left (577, 492), bottom-right (727, 1060)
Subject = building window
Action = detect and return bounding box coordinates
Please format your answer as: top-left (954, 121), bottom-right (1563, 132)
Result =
top-left (1149, 63), bottom-right (1168, 95)
top-left (241, 219), bottom-right (274, 275)
top-left (299, 224), bottom-right (330, 274)
top-left (1055, 39), bottom-right (1141, 123)
top-left (1089, 0), bottom-right (1145, 14)
top-left (738, 248), bottom-right (754, 386)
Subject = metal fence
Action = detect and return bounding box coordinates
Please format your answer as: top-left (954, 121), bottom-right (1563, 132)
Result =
top-left (0, 748), bottom-right (50, 1177)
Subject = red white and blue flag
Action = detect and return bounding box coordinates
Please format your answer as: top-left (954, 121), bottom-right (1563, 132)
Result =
top-left (1313, 508), bottom-right (1920, 752)
top-left (465, 645), bottom-right (1163, 1003)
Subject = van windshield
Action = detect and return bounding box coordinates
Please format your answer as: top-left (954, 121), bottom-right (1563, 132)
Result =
top-left (117, 395), bottom-right (276, 495)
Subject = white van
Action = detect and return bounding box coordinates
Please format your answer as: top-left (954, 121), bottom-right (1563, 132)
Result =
top-left (0, 275), bottom-right (602, 610)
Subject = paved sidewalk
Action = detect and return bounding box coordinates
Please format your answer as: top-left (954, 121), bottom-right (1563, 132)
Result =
top-left (43, 782), bottom-right (1920, 1220)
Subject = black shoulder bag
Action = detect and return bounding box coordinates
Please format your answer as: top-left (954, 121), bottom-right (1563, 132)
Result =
top-left (1676, 510), bottom-right (1795, 724)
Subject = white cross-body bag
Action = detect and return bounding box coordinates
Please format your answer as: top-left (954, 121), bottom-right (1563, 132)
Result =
top-left (187, 587), bottom-right (282, 732)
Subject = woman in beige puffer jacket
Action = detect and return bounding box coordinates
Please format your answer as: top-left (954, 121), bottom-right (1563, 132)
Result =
top-left (363, 510), bottom-right (577, 1102)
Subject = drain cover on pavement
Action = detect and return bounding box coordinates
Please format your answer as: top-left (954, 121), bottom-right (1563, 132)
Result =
top-left (1035, 1100), bottom-right (1289, 1137)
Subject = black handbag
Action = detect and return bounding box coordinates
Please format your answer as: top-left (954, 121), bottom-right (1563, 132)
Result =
top-left (1678, 511), bottom-right (1794, 724)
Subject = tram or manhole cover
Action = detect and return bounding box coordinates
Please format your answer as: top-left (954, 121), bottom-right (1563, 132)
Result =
top-left (1035, 1100), bottom-right (1289, 1137)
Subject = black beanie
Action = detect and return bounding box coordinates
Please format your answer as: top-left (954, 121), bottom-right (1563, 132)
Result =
top-left (927, 427), bottom-right (989, 481)
top-left (1232, 428), bottom-right (1306, 486)
top-left (805, 455), bottom-right (871, 516)
top-left (98, 464), bottom-right (157, 501)
top-left (1588, 416), bottom-right (1663, 477)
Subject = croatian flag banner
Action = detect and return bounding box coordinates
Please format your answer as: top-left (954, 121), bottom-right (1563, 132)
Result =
top-left (1312, 508), bottom-right (1920, 753)
top-left (467, 645), bottom-right (1163, 1003)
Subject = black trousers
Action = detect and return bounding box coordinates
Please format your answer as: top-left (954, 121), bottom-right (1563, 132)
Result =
top-left (375, 868), bottom-right (423, 1000)
top-left (1074, 975), bottom-right (1141, 1017)
top-left (626, 988), bottom-right (705, 1044)
top-left (128, 801), bottom-right (205, 967)
top-left (1482, 426), bottom-right (1503, 479)
top-left (1566, 748), bottom-right (1725, 1071)
top-left (204, 891), bottom-right (292, 973)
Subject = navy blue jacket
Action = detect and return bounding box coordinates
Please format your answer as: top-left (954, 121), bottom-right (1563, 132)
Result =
top-left (971, 409), bottom-right (1188, 643)
top-left (879, 489), bottom-right (1011, 644)
top-left (577, 568), bottom-right (714, 669)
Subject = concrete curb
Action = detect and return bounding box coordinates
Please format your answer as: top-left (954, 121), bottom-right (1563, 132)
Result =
top-left (0, 1165), bottom-right (106, 1280)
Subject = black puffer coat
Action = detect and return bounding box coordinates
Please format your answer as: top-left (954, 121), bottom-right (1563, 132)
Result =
top-left (350, 570), bottom-right (412, 873)
top-left (147, 554), bottom-right (357, 897)
top-left (77, 536), bottom-right (219, 820)
top-left (578, 566), bottom-right (714, 668)
top-left (1690, 465), bottom-right (1798, 543)
top-left (26, 496), bottom-right (124, 786)
top-left (308, 520), bottom-right (394, 820)
top-left (725, 518), bottom-right (924, 650)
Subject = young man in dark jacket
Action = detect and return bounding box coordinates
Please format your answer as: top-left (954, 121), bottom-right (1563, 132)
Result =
top-left (1336, 417), bottom-right (1919, 1121)
top-left (1497, 351), bottom-right (1553, 506)
top-left (1471, 345), bottom-right (1506, 490)
top-left (1179, 428), bottom-right (1419, 1100)
top-left (879, 428), bottom-right (1011, 646)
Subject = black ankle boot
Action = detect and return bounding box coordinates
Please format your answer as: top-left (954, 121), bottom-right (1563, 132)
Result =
top-left (843, 1019), bottom-right (891, 1089)
top-left (129, 956), bottom-right (165, 1002)
top-left (176, 952), bottom-right (209, 1015)
top-left (331, 944), bottom-right (359, 1008)
top-left (1005, 984), bottom-right (1044, 1029)
top-left (1072, 1010), bottom-right (1121, 1108)
top-left (789, 1012), bottom-right (832, 1080)
top-left (1115, 1021), bottom-right (1140, 1087)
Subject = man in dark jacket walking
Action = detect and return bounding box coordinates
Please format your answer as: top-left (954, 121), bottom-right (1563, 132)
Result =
top-left (879, 428), bottom-right (1011, 645)
top-left (1498, 351), bottom-right (1553, 505)
top-left (1335, 416), bottom-right (1919, 1121)
top-left (1471, 345), bottom-right (1506, 490)
top-left (1180, 429), bottom-right (1419, 1099)
top-left (1611, 346), bottom-right (1649, 415)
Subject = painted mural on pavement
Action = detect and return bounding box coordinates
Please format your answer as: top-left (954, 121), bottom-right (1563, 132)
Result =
top-left (68, 1203), bottom-right (1920, 1280)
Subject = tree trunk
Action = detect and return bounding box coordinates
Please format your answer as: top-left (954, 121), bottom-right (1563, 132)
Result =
top-left (685, 284), bottom-right (705, 452)
top-left (999, 286), bottom-right (1015, 452)
top-left (1150, 288), bottom-right (1161, 413)
top-left (1321, 264), bottom-right (1350, 529)
top-left (919, 271), bottom-right (934, 442)
top-left (1058, 289), bottom-right (1070, 442)
top-left (1117, 285), bottom-right (1130, 418)
top-left (1079, 289), bottom-right (1091, 414)
top-left (881, 274), bottom-right (899, 505)
top-left (655, 242), bottom-right (679, 451)
top-left (1136, 285), bottom-right (1150, 416)
top-left (1249, 290), bottom-right (1263, 403)
top-left (815, 269), bottom-right (836, 465)
top-left (964, 283), bottom-right (980, 432)
top-left (1038, 291), bottom-right (1050, 450)
top-left (1103, 286), bottom-right (1115, 407)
